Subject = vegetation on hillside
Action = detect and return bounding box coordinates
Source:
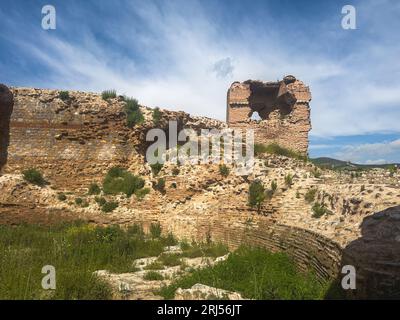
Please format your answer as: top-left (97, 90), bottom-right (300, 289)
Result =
top-left (248, 180), bottom-right (266, 213)
top-left (58, 91), bottom-right (70, 101)
top-left (152, 107), bottom-right (162, 125)
top-left (22, 168), bottom-right (46, 186)
top-left (102, 167), bottom-right (145, 198)
top-left (124, 96), bottom-right (144, 127)
top-left (101, 89), bottom-right (116, 100)
top-left (254, 143), bottom-right (308, 161)
top-left (158, 246), bottom-right (332, 300)
top-left (0, 222), bottom-right (168, 299)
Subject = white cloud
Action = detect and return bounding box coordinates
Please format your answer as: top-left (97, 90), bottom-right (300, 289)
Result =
top-left (335, 139), bottom-right (400, 164)
top-left (212, 58), bottom-right (234, 79)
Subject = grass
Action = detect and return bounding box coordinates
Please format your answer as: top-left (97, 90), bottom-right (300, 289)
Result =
top-left (254, 143), bottom-right (308, 161)
top-left (158, 246), bottom-right (331, 300)
top-left (144, 261), bottom-right (165, 270)
top-left (0, 222), bottom-right (166, 299)
top-left (144, 271), bottom-right (164, 281)
top-left (101, 90), bottom-right (116, 100)
top-left (180, 242), bottom-right (228, 258)
top-left (157, 253), bottom-right (182, 267)
top-left (150, 222), bottom-right (162, 239)
top-left (102, 167), bottom-right (145, 197)
top-left (22, 168), bottom-right (46, 186)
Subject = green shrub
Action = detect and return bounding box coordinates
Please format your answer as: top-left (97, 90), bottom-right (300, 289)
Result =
top-left (284, 173), bottom-right (293, 187)
top-left (94, 196), bottom-right (106, 206)
top-left (57, 193), bottom-right (67, 201)
top-left (102, 167), bottom-right (145, 197)
top-left (154, 178), bottom-right (166, 193)
top-left (88, 183), bottom-right (101, 195)
top-left (150, 163), bottom-right (163, 176)
top-left (143, 271), bottom-right (164, 281)
top-left (152, 107), bottom-right (162, 125)
top-left (312, 202), bottom-right (332, 218)
top-left (248, 180), bottom-right (265, 213)
top-left (124, 97), bottom-right (144, 127)
top-left (101, 201), bottom-right (118, 213)
top-left (75, 198), bottom-right (83, 206)
top-left (150, 222), bottom-right (162, 238)
top-left (22, 168), bottom-right (46, 186)
top-left (305, 188), bottom-right (317, 203)
top-left (219, 164), bottom-right (230, 177)
top-left (101, 89), bottom-right (116, 100)
top-left (59, 91), bottom-right (70, 101)
top-left (254, 143), bottom-right (307, 161)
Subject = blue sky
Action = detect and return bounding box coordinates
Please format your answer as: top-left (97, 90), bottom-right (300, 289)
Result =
top-left (0, 0), bottom-right (399, 163)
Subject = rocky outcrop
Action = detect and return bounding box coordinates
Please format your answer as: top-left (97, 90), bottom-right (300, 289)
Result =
top-left (0, 84), bottom-right (14, 171)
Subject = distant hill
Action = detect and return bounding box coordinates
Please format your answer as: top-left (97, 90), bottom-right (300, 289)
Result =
top-left (310, 157), bottom-right (399, 170)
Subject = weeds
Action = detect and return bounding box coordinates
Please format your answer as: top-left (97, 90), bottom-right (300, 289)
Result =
top-left (101, 89), bottom-right (116, 100)
top-left (0, 223), bottom-right (165, 299)
top-left (158, 246), bottom-right (331, 300)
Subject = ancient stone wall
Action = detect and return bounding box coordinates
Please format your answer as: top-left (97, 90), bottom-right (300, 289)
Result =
top-left (0, 84), bottom-right (14, 172)
top-left (3, 87), bottom-right (225, 189)
top-left (227, 76), bottom-right (311, 154)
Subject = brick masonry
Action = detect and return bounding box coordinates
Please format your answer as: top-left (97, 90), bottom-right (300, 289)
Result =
top-left (227, 76), bottom-right (311, 154)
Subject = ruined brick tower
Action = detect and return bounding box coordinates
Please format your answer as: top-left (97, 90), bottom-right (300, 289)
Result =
top-left (226, 75), bottom-right (311, 154)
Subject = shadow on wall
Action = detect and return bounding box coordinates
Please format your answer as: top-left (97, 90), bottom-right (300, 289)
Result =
top-left (325, 205), bottom-right (400, 299)
top-left (0, 84), bottom-right (14, 172)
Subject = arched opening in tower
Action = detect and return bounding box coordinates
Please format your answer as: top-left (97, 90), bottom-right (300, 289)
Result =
top-left (249, 111), bottom-right (262, 121)
top-left (0, 84), bottom-right (13, 172)
top-left (245, 80), bottom-right (297, 120)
